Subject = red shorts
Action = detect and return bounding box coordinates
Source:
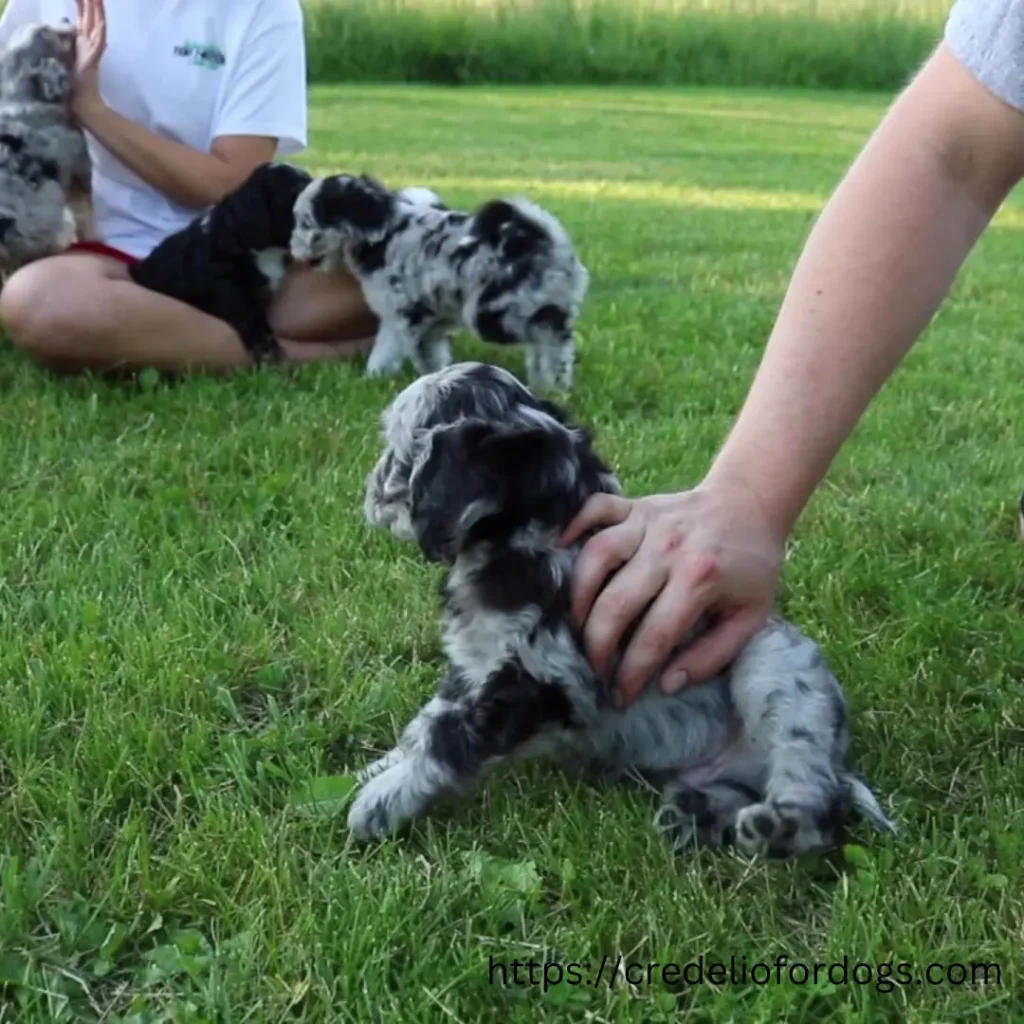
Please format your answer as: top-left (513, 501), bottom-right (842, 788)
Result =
top-left (66, 241), bottom-right (139, 266)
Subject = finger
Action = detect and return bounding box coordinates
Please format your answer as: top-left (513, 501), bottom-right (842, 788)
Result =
top-left (582, 539), bottom-right (670, 684)
top-left (74, 0), bottom-right (84, 23)
top-left (568, 518), bottom-right (642, 629)
top-left (612, 567), bottom-right (716, 704)
top-left (560, 492), bottom-right (632, 547)
top-left (95, 0), bottom-right (107, 42)
top-left (659, 605), bottom-right (769, 689)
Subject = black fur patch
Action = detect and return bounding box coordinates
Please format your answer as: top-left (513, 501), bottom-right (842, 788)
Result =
top-left (474, 308), bottom-right (518, 346)
top-left (467, 547), bottom-right (560, 614)
top-left (529, 304), bottom-right (569, 333)
top-left (787, 727), bottom-right (815, 744)
top-left (410, 415), bottom-right (581, 562)
top-left (0, 215), bottom-right (14, 241)
top-left (403, 300), bottom-right (434, 327)
top-left (831, 699), bottom-right (847, 740)
top-left (472, 199), bottom-right (548, 262)
top-left (311, 174), bottom-right (393, 235)
top-left (129, 162), bottom-right (312, 363)
top-left (352, 238), bottom-right (388, 275)
top-left (428, 661), bottom-right (576, 776)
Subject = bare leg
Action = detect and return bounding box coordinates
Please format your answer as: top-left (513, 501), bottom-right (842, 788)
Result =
top-left (0, 254), bottom-right (377, 375)
top-left (269, 263), bottom-right (378, 343)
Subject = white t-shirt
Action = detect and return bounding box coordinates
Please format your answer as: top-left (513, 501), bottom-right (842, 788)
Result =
top-left (0, 0), bottom-right (308, 257)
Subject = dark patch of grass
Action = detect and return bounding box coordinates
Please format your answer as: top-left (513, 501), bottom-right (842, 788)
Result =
top-left (303, 0), bottom-right (946, 91)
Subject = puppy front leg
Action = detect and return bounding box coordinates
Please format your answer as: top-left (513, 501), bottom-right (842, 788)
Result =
top-left (347, 664), bottom-right (574, 840)
top-left (365, 319), bottom-right (413, 378)
top-left (347, 695), bottom-right (464, 840)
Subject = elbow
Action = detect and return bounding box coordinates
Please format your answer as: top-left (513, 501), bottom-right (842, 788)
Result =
top-left (175, 161), bottom-right (261, 210)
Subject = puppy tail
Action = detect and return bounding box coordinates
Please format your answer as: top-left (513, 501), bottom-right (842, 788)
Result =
top-left (471, 196), bottom-right (576, 265)
top-left (841, 770), bottom-right (898, 835)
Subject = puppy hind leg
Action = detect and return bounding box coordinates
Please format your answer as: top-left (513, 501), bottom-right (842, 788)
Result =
top-left (653, 742), bottom-right (766, 852)
top-left (655, 777), bottom-right (758, 852)
top-left (411, 326), bottom-right (452, 375)
top-left (727, 623), bottom-right (850, 858)
top-left (206, 281), bottom-right (281, 364)
top-left (525, 332), bottom-right (574, 392)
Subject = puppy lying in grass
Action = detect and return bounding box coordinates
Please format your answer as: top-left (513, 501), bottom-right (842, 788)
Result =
top-left (129, 162), bottom-right (312, 364)
top-left (0, 20), bottom-right (92, 275)
top-left (348, 362), bottom-right (897, 858)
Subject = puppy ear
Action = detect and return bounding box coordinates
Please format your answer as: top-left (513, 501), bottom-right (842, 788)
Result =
top-left (313, 175), bottom-right (394, 235)
top-left (31, 57), bottom-right (70, 102)
top-left (408, 419), bottom-right (502, 563)
top-left (409, 416), bottom-right (578, 562)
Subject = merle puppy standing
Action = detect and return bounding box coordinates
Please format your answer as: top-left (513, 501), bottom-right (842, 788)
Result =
top-left (290, 173), bottom-right (588, 390)
top-left (348, 362), bottom-right (898, 858)
top-left (0, 20), bottom-right (92, 275)
top-left (129, 161), bottom-right (312, 364)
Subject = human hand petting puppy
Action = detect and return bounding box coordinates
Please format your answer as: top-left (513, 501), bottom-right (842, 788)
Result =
top-left (563, 480), bottom-right (785, 708)
top-left (70, 0), bottom-right (106, 120)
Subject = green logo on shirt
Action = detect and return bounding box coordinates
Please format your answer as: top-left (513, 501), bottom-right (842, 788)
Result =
top-left (173, 41), bottom-right (226, 71)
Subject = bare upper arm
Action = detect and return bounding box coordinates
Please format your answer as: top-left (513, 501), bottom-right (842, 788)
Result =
top-left (892, 42), bottom-right (1024, 214)
top-left (208, 135), bottom-right (281, 200)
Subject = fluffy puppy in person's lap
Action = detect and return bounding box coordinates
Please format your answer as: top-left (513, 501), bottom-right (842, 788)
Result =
top-left (0, 20), bottom-right (92, 275)
top-left (289, 173), bottom-right (588, 391)
top-left (129, 162), bottom-right (312, 364)
top-left (348, 362), bottom-right (898, 858)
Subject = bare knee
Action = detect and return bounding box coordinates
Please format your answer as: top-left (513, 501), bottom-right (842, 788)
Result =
top-left (2, 262), bottom-right (81, 357)
top-left (0, 256), bottom-right (122, 365)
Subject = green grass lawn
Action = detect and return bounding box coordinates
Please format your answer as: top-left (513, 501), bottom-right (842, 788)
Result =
top-left (1, 84), bottom-right (1022, 1022)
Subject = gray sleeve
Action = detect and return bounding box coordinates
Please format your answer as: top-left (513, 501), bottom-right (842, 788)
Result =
top-left (945, 0), bottom-right (1024, 111)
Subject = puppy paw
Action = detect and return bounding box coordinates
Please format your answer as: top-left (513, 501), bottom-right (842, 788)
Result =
top-left (654, 785), bottom-right (740, 852)
top-left (364, 356), bottom-right (404, 378)
top-left (347, 767), bottom-right (407, 840)
top-left (347, 754), bottom-right (440, 841)
top-left (735, 801), bottom-right (835, 859)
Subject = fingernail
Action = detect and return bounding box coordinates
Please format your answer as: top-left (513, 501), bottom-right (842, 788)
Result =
top-left (661, 670), bottom-right (688, 694)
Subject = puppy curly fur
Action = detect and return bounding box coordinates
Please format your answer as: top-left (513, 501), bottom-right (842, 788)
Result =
top-left (129, 162), bottom-right (312, 363)
top-left (0, 21), bottom-right (91, 274)
top-left (350, 362), bottom-right (898, 858)
top-left (289, 174), bottom-right (588, 391)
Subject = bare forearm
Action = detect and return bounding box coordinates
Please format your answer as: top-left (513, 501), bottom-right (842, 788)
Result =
top-left (76, 98), bottom-right (244, 209)
top-left (706, 47), bottom-right (1024, 538)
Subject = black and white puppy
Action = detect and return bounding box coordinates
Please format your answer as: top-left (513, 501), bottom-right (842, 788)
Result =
top-left (0, 21), bottom-right (91, 275)
top-left (129, 162), bottom-right (312, 363)
top-left (349, 362), bottom-right (898, 858)
top-left (289, 174), bottom-right (588, 391)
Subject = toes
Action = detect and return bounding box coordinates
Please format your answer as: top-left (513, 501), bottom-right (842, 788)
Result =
top-left (347, 792), bottom-right (393, 840)
top-left (735, 801), bottom-right (829, 859)
top-left (655, 786), bottom-right (736, 852)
